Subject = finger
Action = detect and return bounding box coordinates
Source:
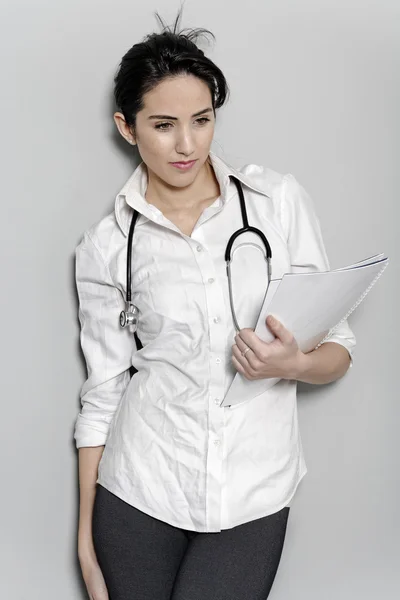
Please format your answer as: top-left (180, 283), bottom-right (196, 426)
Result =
top-left (266, 315), bottom-right (294, 345)
top-left (234, 333), bottom-right (252, 355)
top-left (235, 328), bottom-right (256, 348)
top-left (232, 344), bottom-right (258, 375)
top-left (236, 329), bottom-right (272, 362)
top-left (232, 355), bottom-right (254, 379)
top-left (233, 338), bottom-right (261, 371)
top-left (234, 330), bottom-right (261, 361)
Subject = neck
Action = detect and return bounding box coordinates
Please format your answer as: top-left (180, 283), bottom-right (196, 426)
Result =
top-left (145, 158), bottom-right (220, 212)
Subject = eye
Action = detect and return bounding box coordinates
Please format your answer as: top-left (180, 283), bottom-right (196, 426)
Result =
top-left (154, 117), bottom-right (211, 131)
top-left (155, 122), bottom-right (172, 130)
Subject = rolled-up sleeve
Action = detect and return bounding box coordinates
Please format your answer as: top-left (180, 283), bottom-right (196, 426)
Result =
top-left (280, 173), bottom-right (356, 366)
top-left (74, 232), bottom-right (136, 448)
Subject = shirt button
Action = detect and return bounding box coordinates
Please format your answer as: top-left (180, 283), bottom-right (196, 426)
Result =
top-left (208, 277), bottom-right (215, 284)
top-left (196, 245), bottom-right (203, 252)
top-left (215, 357), bottom-right (221, 364)
top-left (214, 398), bottom-right (221, 406)
top-left (213, 439), bottom-right (221, 447)
top-left (213, 317), bottom-right (221, 324)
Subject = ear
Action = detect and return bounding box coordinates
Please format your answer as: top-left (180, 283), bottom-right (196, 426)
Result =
top-left (113, 112), bottom-right (136, 145)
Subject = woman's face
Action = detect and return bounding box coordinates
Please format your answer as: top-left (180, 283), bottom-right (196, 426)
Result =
top-left (115, 74), bottom-right (216, 188)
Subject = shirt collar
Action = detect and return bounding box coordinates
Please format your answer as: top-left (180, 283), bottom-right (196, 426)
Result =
top-left (114, 150), bottom-right (271, 237)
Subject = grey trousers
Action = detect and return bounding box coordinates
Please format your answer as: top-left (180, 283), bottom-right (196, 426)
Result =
top-left (92, 483), bottom-right (290, 600)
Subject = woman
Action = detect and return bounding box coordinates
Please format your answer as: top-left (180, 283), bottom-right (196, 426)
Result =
top-left (75, 11), bottom-right (356, 600)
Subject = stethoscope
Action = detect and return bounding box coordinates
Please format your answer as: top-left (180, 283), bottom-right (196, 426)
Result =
top-left (119, 176), bottom-right (272, 333)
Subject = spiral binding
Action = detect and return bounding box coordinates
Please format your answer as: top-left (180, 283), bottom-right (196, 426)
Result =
top-left (314, 259), bottom-right (390, 350)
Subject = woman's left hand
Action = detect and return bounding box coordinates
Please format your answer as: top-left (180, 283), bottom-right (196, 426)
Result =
top-left (232, 315), bottom-right (305, 381)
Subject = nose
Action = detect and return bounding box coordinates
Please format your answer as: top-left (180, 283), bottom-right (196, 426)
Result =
top-left (175, 126), bottom-right (195, 157)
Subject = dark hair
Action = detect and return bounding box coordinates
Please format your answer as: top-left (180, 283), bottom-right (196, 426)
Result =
top-left (113, 7), bottom-right (230, 132)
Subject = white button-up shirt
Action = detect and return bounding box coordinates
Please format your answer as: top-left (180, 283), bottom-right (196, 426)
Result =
top-left (74, 150), bottom-right (356, 532)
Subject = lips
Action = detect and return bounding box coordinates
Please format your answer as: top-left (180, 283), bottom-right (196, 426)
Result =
top-left (170, 159), bottom-right (198, 171)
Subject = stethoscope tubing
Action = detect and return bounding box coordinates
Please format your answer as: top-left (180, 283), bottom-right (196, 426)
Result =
top-left (120, 175), bottom-right (272, 332)
top-left (225, 177), bottom-right (272, 262)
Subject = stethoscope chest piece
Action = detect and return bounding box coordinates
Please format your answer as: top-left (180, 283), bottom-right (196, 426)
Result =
top-left (120, 303), bottom-right (139, 329)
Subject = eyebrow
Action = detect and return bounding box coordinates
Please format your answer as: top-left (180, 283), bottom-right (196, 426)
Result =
top-left (147, 107), bottom-right (213, 120)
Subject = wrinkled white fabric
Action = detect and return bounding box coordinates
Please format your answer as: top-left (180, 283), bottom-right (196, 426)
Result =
top-left (74, 151), bottom-right (356, 532)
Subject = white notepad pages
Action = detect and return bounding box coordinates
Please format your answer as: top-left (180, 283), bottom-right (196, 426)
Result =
top-left (221, 253), bottom-right (389, 407)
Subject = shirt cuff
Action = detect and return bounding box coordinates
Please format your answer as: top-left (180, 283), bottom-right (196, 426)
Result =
top-left (74, 417), bottom-right (108, 448)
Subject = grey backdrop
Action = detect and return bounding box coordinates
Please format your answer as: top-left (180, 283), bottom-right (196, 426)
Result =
top-left (0, 0), bottom-right (398, 598)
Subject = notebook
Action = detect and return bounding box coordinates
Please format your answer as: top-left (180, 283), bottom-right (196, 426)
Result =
top-left (221, 253), bottom-right (389, 407)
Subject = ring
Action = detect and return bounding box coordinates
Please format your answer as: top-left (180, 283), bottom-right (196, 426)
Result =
top-left (241, 347), bottom-right (251, 357)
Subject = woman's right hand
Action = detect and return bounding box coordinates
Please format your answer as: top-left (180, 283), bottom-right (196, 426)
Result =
top-left (80, 555), bottom-right (109, 600)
